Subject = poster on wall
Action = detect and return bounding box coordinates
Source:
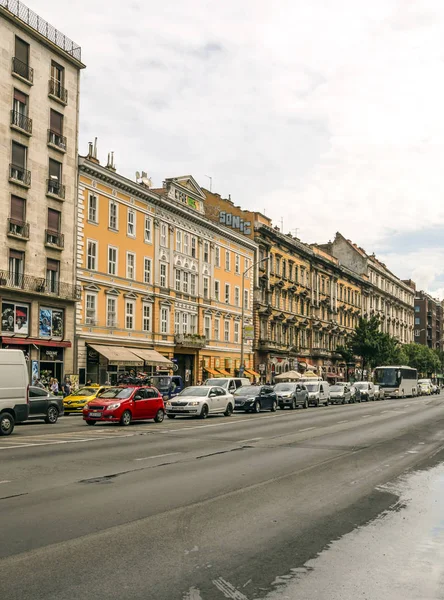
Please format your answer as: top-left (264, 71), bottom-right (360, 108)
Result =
top-left (1, 303), bottom-right (15, 332)
top-left (52, 310), bottom-right (63, 337)
top-left (31, 360), bottom-right (39, 384)
top-left (14, 305), bottom-right (29, 334)
top-left (1, 302), bottom-right (29, 335)
top-left (39, 309), bottom-right (52, 337)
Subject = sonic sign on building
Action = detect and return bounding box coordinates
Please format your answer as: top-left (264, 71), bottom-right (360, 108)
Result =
top-left (219, 212), bottom-right (252, 236)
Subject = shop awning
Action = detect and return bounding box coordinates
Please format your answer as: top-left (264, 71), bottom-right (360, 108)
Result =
top-left (130, 348), bottom-right (173, 368)
top-left (88, 344), bottom-right (143, 367)
top-left (245, 369), bottom-right (261, 378)
top-left (204, 367), bottom-right (219, 376)
top-left (2, 337), bottom-right (71, 348)
top-left (327, 372), bottom-right (343, 379)
top-left (216, 369), bottom-right (231, 376)
top-left (303, 371), bottom-right (319, 378)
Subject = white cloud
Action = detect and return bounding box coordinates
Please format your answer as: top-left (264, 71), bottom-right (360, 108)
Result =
top-left (31, 0), bottom-right (444, 296)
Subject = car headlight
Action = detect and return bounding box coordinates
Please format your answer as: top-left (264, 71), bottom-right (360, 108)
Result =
top-left (165, 401), bottom-right (172, 406)
top-left (187, 401), bottom-right (201, 406)
top-left (106, 403), bottom-right (121, 410)
top-left (83, 404), bottom-right (90, 411)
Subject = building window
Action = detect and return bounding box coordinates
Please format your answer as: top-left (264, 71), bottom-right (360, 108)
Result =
top-left (191, 236), bottom-right (197, 258)
top-left (160, 223), bottom-right (168, 247)
top-left (87, 240), bottom-right (97, 271)
top-left (49, 109), bottom-right (65, 148)
top-left (415, 329), bottom-right (420, 337)
top-left (234, 286), bottom-right (240, 307)
top-left (214, 280), bottom-right (220, 301)
top-left (225, 250), bottom-right (231, 271)
top-left (143, 304), bottom-right (151, 332)
top-left (12, 88), bottom-right (29, 131)
top-left (225, 283), bottom-right (230, 304)
top-left (415, 306), bottom-right (420, 313)
top-left (415, 317), bottom-right (420, 325)
top-left (144, 215), bottom-right (152, 242)
top-left (125, 301), bottom-right (135, 330)
top-left (215, 246), bottom-right (220, 267)
top-left (9, 249), bottom-right (24, 286)
top-left (234, 321), bottom-right (240, 343)
top-left (13, 36), bottom-right (31, 80)
top-left (224, 320), bottom-right (230, 342)
top-left (190, 274), bottom-right (196, 296)
top-left (275, 257), bottom-right (281, 275)
top-left (174, 311), bottom-right (180, 334)
top-left (126, 252), bottom-right (135, 280)
top-left (161, 306), bottom-right (169, 334)
top-left (127, 209), bottom-right (135, 237)
top-left (190, 314), bottom-right (197, 334)
top-left (11, 141), bottom-right (28, 183)
top-left (47, 208), bottom-right (61, 239)
top-left (175, 270), bottom-right (181, 292)
top-left (144, 258), bottom-right (151, 284)
top-left (215, 318), bottom-right (220, 341)
top-left (109, 200), bottom-right (118, 230)
top-left (204, 242), bottom-right (210, 263)
top-left (87, 193), bottom-right (98, 223)
top-left (184, 233), bottom-right (189, 255)
top-left (183, 272), bottom-right (189, 294)
top-left (176, 230), bottom-right (182, 253)
top-left (244, 258), bottom-right (250, 275)
top-left (85, 293), bottom-right (97, 325)
top-left (204, 316), bottom-right (211, 340)
top-left (108, 246), bottom-right (117, 275)
top-left (10, 195), bottom-right (27, 236)
top-left (235, 254), bottom-right (240, 274)
top-left (50, 61), bottom-right (65, 99)
top-left (46, 259), bottom-right (60, 293)
top-left (48, 158), bottom-right (62, 195)
top-left (182, 312), bottom-right (189, 334)
top-left (160, 263), bottom-right (167, 288)
top-left (203, 277), bottom-right (209, 300)
top-left (106, 297), bottom-right (117, 327)
top-left (244, 290), bottom-right (249, 310)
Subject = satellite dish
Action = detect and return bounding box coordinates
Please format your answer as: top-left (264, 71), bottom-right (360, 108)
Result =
top-left (136, 171), bottom-right (141, 180)
top-left (141, 177), bottom-right (152, 188)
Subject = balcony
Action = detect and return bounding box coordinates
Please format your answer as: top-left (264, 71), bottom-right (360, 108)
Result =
top-left (257, 339), bottom-right (289, 352)
top-left (7, 218), bottom-right (29, 240)
top-left (45, 230), bottom-right (64, 249)
top-left (11, 57), bottom-right (33, 83)
top-left (46, 179), bottom-right (65, 200)
top-left (174, 334), bottom-right (206, 348)
top-left (48, 79), bottom-right (68, 104)
top-left (10, 110), bottom-right (32, 135)
top-left (9, 163), bottom-right (31, 187)
top-left (47, 130), bottom-right (67, 152)
top-left (312, 347), bottom-right (331, 358)
top-left (0, 270), bottom-right (80, 301)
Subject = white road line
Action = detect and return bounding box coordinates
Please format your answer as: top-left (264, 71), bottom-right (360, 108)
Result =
top-left (298, 427), bottom-right (316, 432)
top-left (337, 420), bottom-right (349, 424)
top-left (0, 480), bottom-right (11, 484)
top-left (361, 414), bottom-right (371, 418)
top-left (134, 452), bottom-right (181, 461)
top-left (238, 437), bottom-right (263, 443)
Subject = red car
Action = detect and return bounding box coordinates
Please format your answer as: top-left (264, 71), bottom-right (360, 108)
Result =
top-left (82, 386), bottom-right (165, 426)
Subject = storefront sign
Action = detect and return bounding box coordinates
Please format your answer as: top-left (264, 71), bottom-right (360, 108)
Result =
top-left (1, 302), bottom-right (29, 335)
top-left (243, 325), bottom-right (254, 340)
top-left (40, 347), bottom-right (64, 361)
top-left (87, 348), bottom-right (99, 364)
top-left (219, 212), bottom-right (251, 235)
top-left (259, 364), bottom-right (266, 372)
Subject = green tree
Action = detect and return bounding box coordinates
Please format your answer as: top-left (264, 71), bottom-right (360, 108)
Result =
top-left (348, 316), bottom-right (382, 379)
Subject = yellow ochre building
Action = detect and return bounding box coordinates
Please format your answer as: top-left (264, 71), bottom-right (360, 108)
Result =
top-left (76, 145), bottom-right (257, 385)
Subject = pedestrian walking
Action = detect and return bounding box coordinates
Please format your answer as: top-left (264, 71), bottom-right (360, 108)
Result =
top-left (51, 378), bottom-right (59, 395)
top-left (62, 378), bottom-right (72, 397)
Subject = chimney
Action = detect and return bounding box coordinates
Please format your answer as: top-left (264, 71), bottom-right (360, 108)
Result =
top-left (106, 151), bottom-right (116, 172)
top-left (87, 137), bottom-right (100, 164)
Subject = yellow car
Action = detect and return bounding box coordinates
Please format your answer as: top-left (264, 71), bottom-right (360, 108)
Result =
top-left (63, 385), bottom-right (109, 415)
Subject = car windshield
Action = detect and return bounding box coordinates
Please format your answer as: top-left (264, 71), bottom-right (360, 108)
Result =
top-left (178, 387), bottom-right (210, 397)
top-left (74, 387), bottom-right (98, 396)
top-left (97, 387), bottom-right (133, 399)
top-left (205, 379), bottom-right (228, 387)
top-left (151, 377), bottom-right (171, 388)
top-left (234, 386), bottom-right (258, 396)
top-left (330, 386), bottom-right (343, 392)
top-left (274, 384), bottom-right (296, 392)
top-left (354, 383), bottom-right (368, 389)
top-left (306, 384), bottom-right (318, 392)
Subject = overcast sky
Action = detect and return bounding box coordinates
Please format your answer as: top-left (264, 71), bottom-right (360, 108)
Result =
top-left (32, 0), bottom-right (444, 298)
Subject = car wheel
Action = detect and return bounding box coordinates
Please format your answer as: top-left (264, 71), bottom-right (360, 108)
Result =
top-left (154, 409), bottom-right (164, 423)
top-left (290, 399), bottom-right (296, 410)
top-left (0, 413), bottom-right (14, 436)
top-left (253, 401), bottom-right (261, 413)
top-left (45, 406), bottom-right (59, 424)
top-left (86, 420), bottom-right (96, 426)
top-left (200, 404), bottom-right (209, 419)
top-left (64, 412), bottom-right (70, 416)
top-left (120, 410), bottom-right (132, 426)
top-left (167, 414), bottom-right (176, 419)
top-left (271, 400), bottom-right (277, 412)
top-left (303, 398), bottom-right (308, 409)
top-left (224, 403), bottom-right (233, 417)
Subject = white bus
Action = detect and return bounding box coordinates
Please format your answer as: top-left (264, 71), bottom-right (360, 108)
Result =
top-left (373, 366), bottom-right (418, 398)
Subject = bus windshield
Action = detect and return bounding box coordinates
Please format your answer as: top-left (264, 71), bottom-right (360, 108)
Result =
top-left (374, 368), bottom-right (400, 387)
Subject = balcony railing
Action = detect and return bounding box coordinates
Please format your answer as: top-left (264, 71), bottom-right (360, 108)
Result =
top-left (0, 270), bottom-right (80, 300)
top-left (1, 0), bottom-right (82, 61)
top-left (47, 178), bottom-right (65, 199)
top-left (47, 129), bottom-right (67, 151)
top-left (257, 339), bottom-right (289, 352)
top-left (174, 334), bottom-right (206, 348)
top-left (7, 218), bottom-right (29, 239)
top-left (45, 230), bottom-right (64, 249)
top-left (9, 163), bottom-right (31, 186)
top-left (11, 57), bottom-right (33, 82)
top-left (10, 110), bottom-right (32, 133)
top-left (48, 78), bottom-right (68, 103)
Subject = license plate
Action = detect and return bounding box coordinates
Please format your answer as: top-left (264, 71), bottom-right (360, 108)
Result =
top-left (89, 411), bottom-right (102, 418)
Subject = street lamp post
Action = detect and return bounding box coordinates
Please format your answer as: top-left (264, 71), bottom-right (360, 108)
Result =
top-left (240, 256), bottom-right (270, 378)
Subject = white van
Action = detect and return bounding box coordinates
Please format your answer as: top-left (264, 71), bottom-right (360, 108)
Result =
top-left (0, 349), bottom-right (29, 436)
top-left (204, 377), bottom-right (250, 395)
top-left (304, 380), bottom-right (330, 407)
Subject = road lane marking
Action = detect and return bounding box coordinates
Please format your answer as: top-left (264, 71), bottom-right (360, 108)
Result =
top-left (337, 420), bottom-right (349, 424)
top-left (134, 452), bottom-right (181, 461)
top-left (298, 427), bottom-right (316, 432)
top-left (361, 414), bottom-right (371, 418)
top-left (0, 480), bottom-right (11, 484)
top-left (238, 437), bottom-right (263, 443)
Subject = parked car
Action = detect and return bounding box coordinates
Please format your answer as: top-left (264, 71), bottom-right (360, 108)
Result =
top-left (165, 386), bottom-right (234, 419)
top-left (305, 381), bottom-right (330, 407)
top-left (0, 349), bottom-right (29, 436)
top-left (274, 382), bottom-right (309, 409)
top-left (354, 382), bottom-right (375, 401)
top-left (28, 386), bottom-right (63, 424)
top-left (150, 375), bottom-right (184, 400)
top-left (64, 385), bottom-right (109, 415)
top-left (83, 386), bottom-right (165, 426)
top-left (418, 379), bottom-right (432, 396)
top-left (234, 385), bottom-right (278, 413)
top-left (373, 384), bottom-right (384, 400)
top-left (204, 377), bottom-right (250, 395)
top-left (329, 384), bottom-right (351, 405)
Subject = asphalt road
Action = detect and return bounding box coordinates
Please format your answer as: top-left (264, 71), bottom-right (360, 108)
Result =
top-left (2, 394), bottom-right (444, 600)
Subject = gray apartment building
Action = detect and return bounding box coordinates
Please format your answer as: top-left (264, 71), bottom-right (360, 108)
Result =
top-left (414, 291), bottom-right (443, 351)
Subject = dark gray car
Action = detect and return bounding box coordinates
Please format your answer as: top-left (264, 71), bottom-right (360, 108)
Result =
top-left (274, 382), bottom-right (309, 409)
top-left (28, 386), bottom-right (64, 424)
